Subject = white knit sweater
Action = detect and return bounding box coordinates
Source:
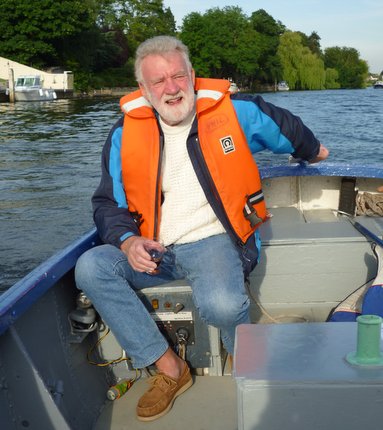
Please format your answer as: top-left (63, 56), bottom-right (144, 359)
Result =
top-left (158, 111), bottom-right (225, 246)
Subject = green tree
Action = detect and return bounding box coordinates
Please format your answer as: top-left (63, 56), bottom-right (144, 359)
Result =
top-left (0, 0), bottom-right (97, 67)
top-left (324, 46), bottom-right (368, 88)
top-left (181, 7), bottom-right (261, 88)
top-left (277, 31), bottom-right (325, 90)
top-left (298, 31), bottom-right (322, 57)
top-left (97, 0), bottom-right (176, 53)
top-left (93, 0), bottom-right (176, 87)
top-left (179, 12), bottom-right (214, 76)
top-left (249, 9), bottom-right (285, 84)
top-left (325, 68), bottom-right (340, 89)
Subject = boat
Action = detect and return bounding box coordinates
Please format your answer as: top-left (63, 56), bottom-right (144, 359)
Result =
top-left (373, 80), bottom-right (383, 89)
top-left (226, 78), bottom-right (239, 94)
top-left (13, 75), bottom-right (57, 101)
top-left (1, 162), bottom-right (383, 429)
top-left (277, 80), bottom-right (290, 91)
top-left (229, 81), bottom-right (239, 94)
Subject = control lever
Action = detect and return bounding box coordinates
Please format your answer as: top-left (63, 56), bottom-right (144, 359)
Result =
top-left (174, 303), bottom-right (184, 313)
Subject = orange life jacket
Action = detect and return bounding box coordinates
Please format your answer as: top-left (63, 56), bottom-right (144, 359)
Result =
top-left (119, 78), bottom-right (267, 243)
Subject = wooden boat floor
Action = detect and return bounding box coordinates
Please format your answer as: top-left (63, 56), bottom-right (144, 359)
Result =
top-left (95, 375), bottom-right (237, 430)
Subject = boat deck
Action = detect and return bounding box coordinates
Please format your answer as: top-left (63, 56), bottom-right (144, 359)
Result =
top-left (95, 376), bottom-right (237, 430)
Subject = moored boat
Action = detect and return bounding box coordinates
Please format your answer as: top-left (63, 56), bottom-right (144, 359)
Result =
top-left (13, 75), bottom-right (57, 101)
top-left (229, 80), bottom-right (239, 94)
top-left (277, 80), bottom-right (289, 91)
top-left (373, 80), bottom-right (383, 89)
top-left (0, 162), bottom-right (382, 429)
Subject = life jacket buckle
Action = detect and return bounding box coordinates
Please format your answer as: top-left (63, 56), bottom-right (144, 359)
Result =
top-left (130, 211), bottom-right (143, 227)
top-left (243, 195), bottom-right (263, 228)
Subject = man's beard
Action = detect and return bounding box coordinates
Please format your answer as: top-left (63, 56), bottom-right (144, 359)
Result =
top-left (146, 82), bottom-right (195, 125)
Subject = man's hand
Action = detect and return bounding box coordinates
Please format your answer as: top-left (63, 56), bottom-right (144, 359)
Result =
top-left (309, 144), bottom-right (329, 163)
top-left (120, 236), bottom-right (165, 273)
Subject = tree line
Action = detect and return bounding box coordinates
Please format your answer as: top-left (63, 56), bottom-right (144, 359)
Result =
top-left (0, 0), bottom-right (369, 91)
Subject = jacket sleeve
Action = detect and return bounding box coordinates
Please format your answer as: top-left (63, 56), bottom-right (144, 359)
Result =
top-left (232, 94), bottom-right (321, 161)
top-left (92, 117), bottom-right (140, 247)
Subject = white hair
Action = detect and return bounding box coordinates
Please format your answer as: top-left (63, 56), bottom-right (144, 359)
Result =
top-left (134, 36), bottom-right (192, 83)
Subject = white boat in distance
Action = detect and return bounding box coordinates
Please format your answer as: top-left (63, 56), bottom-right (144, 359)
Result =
top-left (277, 80), bottom-right (290, 91)
top-left (14, 75), bottom-right (57, 101)
top-left (373, 80), bottom-right (383, 89)
top-left (229, 81), bottom-right (239, 94)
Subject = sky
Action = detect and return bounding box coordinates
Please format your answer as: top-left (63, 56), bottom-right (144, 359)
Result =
top-left (164, 0), bottom-right (383, 73)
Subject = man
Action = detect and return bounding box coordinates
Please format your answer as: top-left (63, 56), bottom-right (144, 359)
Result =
top-left (75, 35), bottom-right (329, 422)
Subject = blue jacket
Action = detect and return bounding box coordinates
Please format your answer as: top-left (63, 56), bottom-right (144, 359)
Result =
top-left (92, 93), bottom-right (320, 276)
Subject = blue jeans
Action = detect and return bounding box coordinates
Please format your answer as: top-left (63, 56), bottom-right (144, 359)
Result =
top-left (75, 233), bottom-right (250, 368)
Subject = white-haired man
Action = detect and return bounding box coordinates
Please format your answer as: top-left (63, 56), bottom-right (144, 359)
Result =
top-left (75, 35), bottom-right (329, 422)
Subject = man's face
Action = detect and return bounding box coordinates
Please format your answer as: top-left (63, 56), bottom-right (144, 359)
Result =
top-left (139, 52), bottom-right (195, 125)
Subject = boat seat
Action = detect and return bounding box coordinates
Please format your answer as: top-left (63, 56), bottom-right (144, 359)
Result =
top-left (259, 207), bottom-right (382, 245)
top-left (250, 207), bottom-right (382, 322)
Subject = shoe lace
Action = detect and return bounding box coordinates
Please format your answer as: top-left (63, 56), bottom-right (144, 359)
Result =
top-left (147, 373), bottom-right (177, 392)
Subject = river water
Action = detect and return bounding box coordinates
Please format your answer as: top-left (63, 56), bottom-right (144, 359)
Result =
top-left (1, 89), bottom-right (382, 290)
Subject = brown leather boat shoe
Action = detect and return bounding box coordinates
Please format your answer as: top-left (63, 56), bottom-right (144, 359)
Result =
top-left (136, 363), bottom-right (193, 422)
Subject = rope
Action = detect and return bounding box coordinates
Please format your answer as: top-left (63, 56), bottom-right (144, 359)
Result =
top-left (245, 282), bottom-right (308, 324)
top-left (356, 192), bottom-right (383, 216)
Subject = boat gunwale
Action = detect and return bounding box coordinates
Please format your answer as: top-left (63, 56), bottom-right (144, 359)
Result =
top-left (260, 162), bottom-right (383, 179)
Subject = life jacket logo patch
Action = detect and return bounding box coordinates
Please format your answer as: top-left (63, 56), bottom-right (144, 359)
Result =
top-left (220, 135), bottom-right (235, 154)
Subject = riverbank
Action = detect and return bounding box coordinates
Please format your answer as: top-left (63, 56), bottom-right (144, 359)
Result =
top-left (0, 84), bottom-right (278, 102)
top-left (75, 87), bottom-right (138, 99)
top-left (0, 86), bottom-right (138, 103)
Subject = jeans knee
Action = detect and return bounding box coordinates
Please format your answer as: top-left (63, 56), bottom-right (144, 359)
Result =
top-left (197, 295), bottom-right (250, 328)
top-left (75, 249), bottom-right (97, 289)
top-left (75, 245), bottom-right (115, 292)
